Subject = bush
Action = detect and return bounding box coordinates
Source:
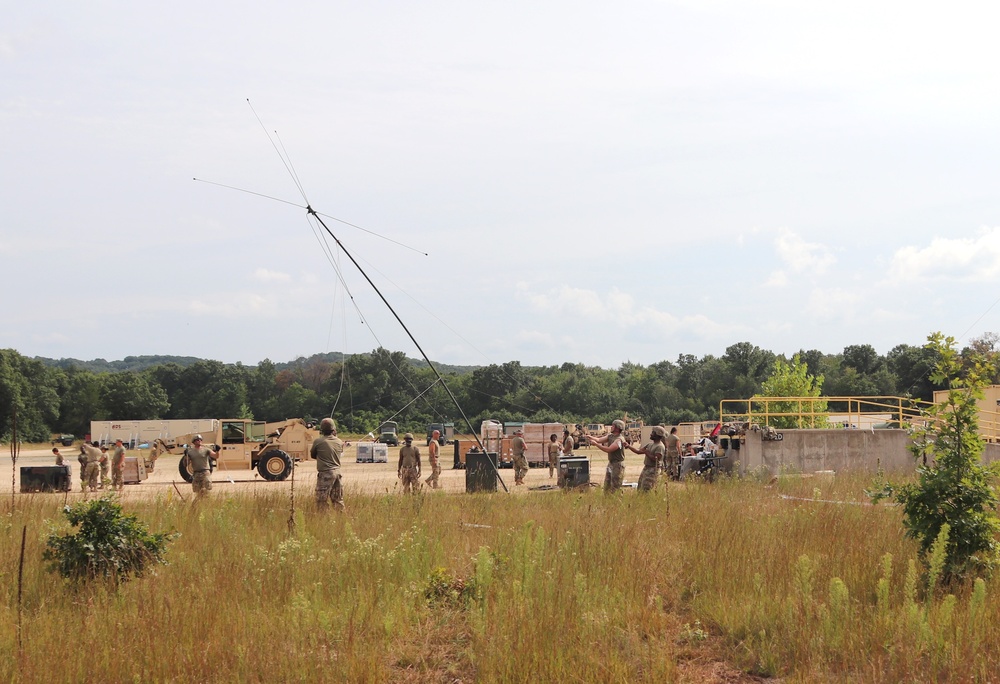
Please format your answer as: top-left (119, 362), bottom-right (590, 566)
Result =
top-left (43, 496), bottom-right (177, 585)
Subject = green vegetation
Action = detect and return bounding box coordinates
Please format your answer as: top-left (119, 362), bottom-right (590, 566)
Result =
top-left (873, 333), bottom-right (1000, 582)
top-left (43, 497), bottom-right (176, 586)
top-left (0, 335), bottom-right (967, 441)
top-left (4, 477), bottom-right (999, 681)
top-left (755, 353), bottom-right (829, 428)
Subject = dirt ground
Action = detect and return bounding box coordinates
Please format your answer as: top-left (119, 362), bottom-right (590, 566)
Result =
top-left (1, 441), bottom-right (641, 499)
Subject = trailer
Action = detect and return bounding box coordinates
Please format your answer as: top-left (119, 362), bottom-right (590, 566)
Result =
top-left (90, 419), bottom-right (219, 448)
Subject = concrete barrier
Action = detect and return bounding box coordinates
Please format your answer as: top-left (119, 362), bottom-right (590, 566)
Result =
top-left (739, 429), bottom-right (916, 475)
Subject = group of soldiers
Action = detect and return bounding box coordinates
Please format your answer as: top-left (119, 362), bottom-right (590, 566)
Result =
top-left (57, 439), bottom-right (126, 492)
top-left (101, 417), bottom-right (689, 508)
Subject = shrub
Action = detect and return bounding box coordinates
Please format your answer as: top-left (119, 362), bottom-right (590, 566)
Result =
top-left (872, 333), bottom-right (1000, 582)
top-left (43, 496), bottom-right (177, 586)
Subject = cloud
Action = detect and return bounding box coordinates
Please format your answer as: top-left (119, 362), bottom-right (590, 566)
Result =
top-left (774, 230), bottom-right (835, 274)
top-left (887, 226), bottom-right (1000, 283)
top-left (763, 270), bottom-right (787, 287)
top-left (515, 283), bottom-right (729, 340)
top-left (253, 268), bottom-right (292, 283)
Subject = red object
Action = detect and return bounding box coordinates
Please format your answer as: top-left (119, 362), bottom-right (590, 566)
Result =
top-left (710, 423), bottom-right (722, 437)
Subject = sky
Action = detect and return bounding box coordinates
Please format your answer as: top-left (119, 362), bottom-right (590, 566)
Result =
top-left (4, 1), bottom-right (1000, 370)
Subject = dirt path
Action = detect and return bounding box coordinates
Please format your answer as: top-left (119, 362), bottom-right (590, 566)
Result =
top-left (2, 442), bottom-right (619, 499)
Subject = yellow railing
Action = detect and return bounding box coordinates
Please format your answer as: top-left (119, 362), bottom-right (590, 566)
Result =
top-left (719, 396), bottom-right (933, 430)
top-left (720, 395), bottom-right (1000, 441)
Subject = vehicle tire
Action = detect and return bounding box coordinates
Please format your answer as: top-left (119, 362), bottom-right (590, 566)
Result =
top-left (178, 456), bottom-right (193, 483)
top-left (257, 450), bottom-right (292, 481)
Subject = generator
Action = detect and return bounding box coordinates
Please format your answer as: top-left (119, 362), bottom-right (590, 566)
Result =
top-left (465, 451), bottom-right (498, 493)
top-left (356, 442), bottom-right (388, 463)
top-left (20, 466), bottom-right (72, 493)
top-left (559, 457), bottom-right (590, 489)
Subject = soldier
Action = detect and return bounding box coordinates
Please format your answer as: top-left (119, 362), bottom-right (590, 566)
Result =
top-left (311, 418), bottom-right (345, 511)
top-left (77, 446), bottom-right (88, 491)
top-left (81, 441), bottom-right (103, 493)
top-left (183, 435), bottom-right (219, 498)
top-left (588, 419), bottom-right (627, 494)
top-left (99, 445), bottom-right (110, 489)
top-left (664, 426), bottom-right (682, 480)
top-left (562, 427), bottom-right (575, 458)
top-left (397, 433), bottom-right (421, 494)
top-left (628, 426), bottom-right (666, 492)
top-left (425, 429), bottom-right (442, 489)
top-left (511, 429), bottom-right (528, 485)
top-left (111, 439), bottom-right (126, 491)
top-left (52, 447), bottom-right (63, 466)
top-left (547, 433), bottom-right (561, 478)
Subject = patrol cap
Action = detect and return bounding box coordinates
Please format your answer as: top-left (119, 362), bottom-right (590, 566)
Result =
top-left (611, 419), bottom-right (626, 432)
top-left (403, 433), bottom-right (414, 440)
top-left (650, 426), bottom-right (666, 439)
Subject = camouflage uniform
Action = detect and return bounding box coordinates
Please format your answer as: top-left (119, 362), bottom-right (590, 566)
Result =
top-left (111, 444), bottom-right (126, 490)
top-left (424, 438), bottom-right (441, 489)
top-left (82, 444), bottom-right (102, 492)
top-left (77, 450), bottom-right (88, 491)
top-left (547, 437), bottom-right (561, 478)
top-left (664, 431), bottom-right (682, 480)
top-left (601, 427), bottom-right (626, 494)
top-left (511, 434), bottom-right (528, 485)
top-left (184, 444), bottom-right (216, 497)
top-left (637, 441), bottom-right (665, 492)
top-left (311, 430), bottom-right (345, 511)
top-left (398, 439), bottom-right (421, 494)
top-left (99, 448), bottom-right (110, 489)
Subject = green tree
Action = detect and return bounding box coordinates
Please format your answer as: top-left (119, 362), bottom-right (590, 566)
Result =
top-left (98, 371), bottom-right (170, 420)
top-left (755, 354), bottom-right (828, 428)
top-left (879, 333), bottom-right (1000, 582)
top-left (43, 496), bottom-right (176, 586)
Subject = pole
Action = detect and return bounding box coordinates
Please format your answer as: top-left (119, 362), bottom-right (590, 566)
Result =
top-left (308, 207), bottom-right (508, 492)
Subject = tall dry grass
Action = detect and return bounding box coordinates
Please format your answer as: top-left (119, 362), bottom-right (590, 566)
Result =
top-left (1, 473), bottom-right (998, 682)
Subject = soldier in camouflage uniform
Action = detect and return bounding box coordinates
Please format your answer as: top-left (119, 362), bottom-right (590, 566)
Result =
top-left (588, 419), bottom-right (627, 494)
top-left (547, 433), bottom-right (561, 478)
top-left (628, 426), bottom-right (666, 492)
top-left (99, 446), bottom-right (110, 489)
top-left (77, 446), bottom-right (88, 491)
top-left (511, 429), bottom-right (528, 485)
top-left (664, 426), bottom-right (682, 480)
top-left (183, 435), bottom-right (219, 498)
top-left (424, 429), bottom-right (442, 489)
top-left (397, 433), bottom-right (421, 494)
top-left (81, 441), bottom-right (103, 493)
top-left (311, 418), bottom-right (345, 511)
top-left (111, 439), bottom-right (126, 491)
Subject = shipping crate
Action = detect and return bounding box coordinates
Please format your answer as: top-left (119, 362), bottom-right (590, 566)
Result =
top-left (122, 456), bottom-right (147, 484)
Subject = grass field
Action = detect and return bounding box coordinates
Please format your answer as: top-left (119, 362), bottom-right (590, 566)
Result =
top-left (2, 472), bottom-right (998, 682)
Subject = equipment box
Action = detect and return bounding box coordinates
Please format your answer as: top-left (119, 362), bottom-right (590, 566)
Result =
top-left (466, 451), bottom-right (498, 493)
top-left (356, 442), bottom-right (388, 463)
top-left (559, 457), bottom-right (590, 489)
top-left (20, 466), bottom-right (72, 493)
top-left (123, 456), bottom-right (148, 484)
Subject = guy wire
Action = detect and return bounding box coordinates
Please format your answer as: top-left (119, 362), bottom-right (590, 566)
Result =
top-left (307, 206), bottom-right (507, 492)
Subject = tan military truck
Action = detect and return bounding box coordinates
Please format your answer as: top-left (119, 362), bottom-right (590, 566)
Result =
top-left (149, 418), bottom-right (320, 482)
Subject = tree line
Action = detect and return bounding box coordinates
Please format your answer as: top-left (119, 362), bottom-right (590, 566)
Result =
top-left (3, 335), bottom-right (993, 442)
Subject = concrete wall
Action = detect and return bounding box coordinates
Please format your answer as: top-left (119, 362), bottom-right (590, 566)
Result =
top-left (720, 429), bottom-right (1000, 476)
top-left (737, 429), bottom-right (916, 475)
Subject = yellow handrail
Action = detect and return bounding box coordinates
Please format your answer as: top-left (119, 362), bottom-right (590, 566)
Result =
top-left (719, 395), bottom-right (1000, 441)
